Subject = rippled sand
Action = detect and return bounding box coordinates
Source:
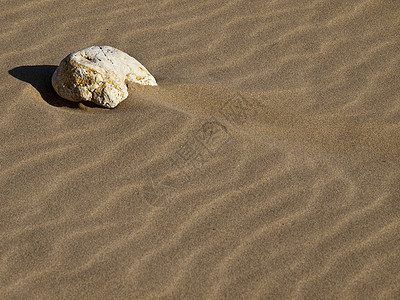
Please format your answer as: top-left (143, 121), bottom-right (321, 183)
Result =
top-left (1, 0), bottom-right (400, 299)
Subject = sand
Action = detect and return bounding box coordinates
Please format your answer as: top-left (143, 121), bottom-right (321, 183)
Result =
top-left (1, 0), bottom-right (400, 299)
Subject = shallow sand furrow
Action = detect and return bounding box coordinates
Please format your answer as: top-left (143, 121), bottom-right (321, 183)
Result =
top-left (294, 217), bottom-right (400, 299)
top-left (58, 208), bottom-right (165, 278)
top-left (0, 144), bottom-right (77, 183)
top-left (141, 247), bottom-right (210, 299)
top-left (128, 151), bottom-right (318, 297)
top-left (1, 125), bottom-right (112, 153)
top-left (205, 160), bottom-right (356, 297)
top-left (341, 249), bottom-right (400, 298)
top-left (1, 0), bottom-right (400, 298)
top-left (125, 183), bottom-right (238, 269)
top-left (23, 118), bottom-right (169, 201)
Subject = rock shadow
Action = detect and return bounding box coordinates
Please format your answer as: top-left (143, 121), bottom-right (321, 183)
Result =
top-left (8, 65), bottom-right (100, 108)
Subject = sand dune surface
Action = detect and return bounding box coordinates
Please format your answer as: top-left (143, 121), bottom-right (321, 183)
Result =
top-left (1, 0), bottom-right (400, 299)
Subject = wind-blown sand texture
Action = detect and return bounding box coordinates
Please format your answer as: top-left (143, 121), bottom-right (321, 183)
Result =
top-left (2, 0), bottom-right (400, 299)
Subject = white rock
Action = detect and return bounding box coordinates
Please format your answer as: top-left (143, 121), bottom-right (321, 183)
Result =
top-left (52, 46), bottom-right (157, 108)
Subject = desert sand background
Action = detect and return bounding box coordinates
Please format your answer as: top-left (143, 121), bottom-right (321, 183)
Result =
top-left (1, 0), bottom-right (400, 299)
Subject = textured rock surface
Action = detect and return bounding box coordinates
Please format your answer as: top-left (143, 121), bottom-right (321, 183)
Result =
top-left (52, 46), bottom-right (157, 108)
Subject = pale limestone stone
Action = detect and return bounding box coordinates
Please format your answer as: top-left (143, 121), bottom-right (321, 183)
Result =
top-left (52, 46), bottom-right (157, 108)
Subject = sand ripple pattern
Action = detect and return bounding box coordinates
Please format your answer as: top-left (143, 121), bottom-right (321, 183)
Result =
top-left (1, 0), bottom-right (400, 299)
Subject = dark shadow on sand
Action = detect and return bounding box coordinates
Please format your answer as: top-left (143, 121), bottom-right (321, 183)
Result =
top-left (8, 65), bottom-right (101, 108)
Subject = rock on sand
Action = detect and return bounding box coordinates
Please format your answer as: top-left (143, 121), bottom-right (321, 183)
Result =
top-left (52, 46), bottom-right (157, 108)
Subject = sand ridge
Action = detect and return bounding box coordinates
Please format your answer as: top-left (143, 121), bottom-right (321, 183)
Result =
top-left (1, 0), bottom-right (400, 299)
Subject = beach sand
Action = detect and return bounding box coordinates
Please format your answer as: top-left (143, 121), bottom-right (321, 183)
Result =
top-left (1, 0), bottom-right (400, 299)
